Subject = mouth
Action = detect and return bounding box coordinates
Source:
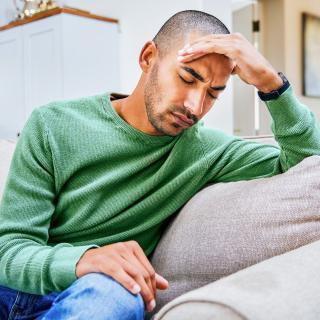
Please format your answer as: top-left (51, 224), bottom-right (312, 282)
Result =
top-left (172, 112), bottom-right (194, 128)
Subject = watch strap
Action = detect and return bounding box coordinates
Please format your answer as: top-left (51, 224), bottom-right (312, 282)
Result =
top-left (258, 72), bottom-right (290, 101)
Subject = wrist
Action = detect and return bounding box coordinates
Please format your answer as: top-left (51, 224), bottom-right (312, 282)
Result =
top-left (257, 72), bottom-right (290, 101)
top-left (76, 248), bottom-right (97, 278)
top-left (256, 70), bottom-right (283, 93)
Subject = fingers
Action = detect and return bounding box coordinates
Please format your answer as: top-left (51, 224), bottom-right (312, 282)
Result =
top-left (177, 33), bottom-right (249, 63)
top-left (182, 33), bottom-right (230, 50)
top-left (126, 241), bottom-right (169, 308)
top-left (183, 33), bottom-right (245, 48)
top-left (75, 241), bottom-right (168, 314)
top-left (178, 51), bottom-right (209, 63)
top-left (119, 257), bottom-right (156, 312)
top-left (121, 241), bottom-right (169, 312)
top-left (105, 261), bottom-right (142, 295)
top-left (177, 40), bottom-right (233, 63)
top-left (120, 244), bottom-right (156, 301)
top-left (155, 273), bottom-right (169, 290)
top-left (131, 242), bottom-right (158, 294)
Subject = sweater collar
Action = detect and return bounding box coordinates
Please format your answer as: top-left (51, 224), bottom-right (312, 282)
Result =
top-left (102, 92), bottom-right (182, 145)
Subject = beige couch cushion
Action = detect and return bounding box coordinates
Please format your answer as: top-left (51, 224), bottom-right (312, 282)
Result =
top-left (0, 139), bottom-right (16, 201)
top-left (154, 239), bottom-right (320, 320)
top-left (150, 155), bottom-right (320, 318)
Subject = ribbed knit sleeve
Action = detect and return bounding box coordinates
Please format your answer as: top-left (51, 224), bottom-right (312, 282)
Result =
top-left (0, 108), bottom-right (99, 295)
top-left (202, 86), bottom-right (320, 183)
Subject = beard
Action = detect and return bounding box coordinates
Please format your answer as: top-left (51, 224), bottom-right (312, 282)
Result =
top-left (144, 63), bottom-right (182, 137)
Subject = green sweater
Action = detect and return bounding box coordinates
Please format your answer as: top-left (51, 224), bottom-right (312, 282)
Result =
top-left (0, 86), bottom-right (320, 295)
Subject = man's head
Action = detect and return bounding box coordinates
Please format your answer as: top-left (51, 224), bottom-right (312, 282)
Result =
top-left (139, 10), bottom-right (234, 136)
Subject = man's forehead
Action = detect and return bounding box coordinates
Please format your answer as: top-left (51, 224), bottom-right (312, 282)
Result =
top-left (173, 52), bottom-right (233, 81)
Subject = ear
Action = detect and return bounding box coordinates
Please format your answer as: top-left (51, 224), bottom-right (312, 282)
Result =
top-left (139, 41), bottom-right (158, 73)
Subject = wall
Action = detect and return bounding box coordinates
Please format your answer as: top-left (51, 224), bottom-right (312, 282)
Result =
top-left (260, 0), bottom-right (320, 135)
top-left (259, 0), bottom-right (285, 134)
top-left (284, 0), bottom-right (320, 118)
top-left (200, 0), bottom-right (234, 134)
top-left (232, 4), bottom-right (256, 136)
top-left (0, 1), bottom-right (15, 25)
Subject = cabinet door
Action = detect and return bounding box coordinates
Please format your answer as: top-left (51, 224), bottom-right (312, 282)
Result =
top-left (23, 15), bottom-right (63, 119)
top-left (0, 27), bottom-right (25, 140)
top-left (61, 14), bottom-right (120, 99)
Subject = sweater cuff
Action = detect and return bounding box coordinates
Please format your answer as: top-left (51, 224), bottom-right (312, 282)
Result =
top-left (49, 244), bottom-right (99, 293)
top-left (265, 86), bottom-right (310, 132)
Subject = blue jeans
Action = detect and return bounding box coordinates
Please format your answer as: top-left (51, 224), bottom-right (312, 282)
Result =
top-left (0, 273), bottom-right (145, 320)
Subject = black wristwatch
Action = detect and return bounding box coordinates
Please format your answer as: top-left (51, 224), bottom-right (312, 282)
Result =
top-left (257, 72), bottom-right (290, 101)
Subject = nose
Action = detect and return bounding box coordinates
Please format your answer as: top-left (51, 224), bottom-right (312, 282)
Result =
top-left (184, 89), bottom-right (206, 120)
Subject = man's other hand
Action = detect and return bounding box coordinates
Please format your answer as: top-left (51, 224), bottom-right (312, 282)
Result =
top-left (75, 240), bottom-right (169, 312)
top-left (177, 33), bottom-right (283, 93)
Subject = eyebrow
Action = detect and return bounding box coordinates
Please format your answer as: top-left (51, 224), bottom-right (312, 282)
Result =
top-left (181, 66), bottom-right (226, 91)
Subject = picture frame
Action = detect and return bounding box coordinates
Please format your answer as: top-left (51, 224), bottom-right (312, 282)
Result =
top-left (302, 13), bottom-right (320, 98)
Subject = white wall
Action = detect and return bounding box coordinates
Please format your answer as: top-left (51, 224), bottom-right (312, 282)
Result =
top-left (0, 0), bottom-right (16, 25)
top-left (232, 4), bottom-right (255, 136)
top-left (200, 0), bottom-right (234, 134)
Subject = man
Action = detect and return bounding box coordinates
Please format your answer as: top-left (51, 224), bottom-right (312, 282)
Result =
top-left (0, 9), bottom-right (319, 320)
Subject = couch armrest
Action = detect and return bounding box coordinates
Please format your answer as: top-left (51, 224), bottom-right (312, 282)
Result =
top-left (153, 239), bottom-right (320, 320)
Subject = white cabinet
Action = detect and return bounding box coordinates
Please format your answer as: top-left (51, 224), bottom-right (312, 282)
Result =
top-left (0, 9), bottom-right (120, 139)
top-left (0, 27), bottom-right (25, 140)
top-left (23, 15), bottom-right (63, 120)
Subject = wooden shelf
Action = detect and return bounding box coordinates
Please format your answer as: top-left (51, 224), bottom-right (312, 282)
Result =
top-left (0, 7), bottom-right (118, 32)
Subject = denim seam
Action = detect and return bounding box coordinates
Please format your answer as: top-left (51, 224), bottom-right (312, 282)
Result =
top-left (7, 292), bottom-right (21, 320)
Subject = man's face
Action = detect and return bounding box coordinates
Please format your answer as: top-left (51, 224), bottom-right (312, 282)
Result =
top-left (144, 35), bottom-right (234, 137)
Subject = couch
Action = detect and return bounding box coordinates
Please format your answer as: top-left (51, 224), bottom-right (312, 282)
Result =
top-left (1, 136), bottom-right (320, 320)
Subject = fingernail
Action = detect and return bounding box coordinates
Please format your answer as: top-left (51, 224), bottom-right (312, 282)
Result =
top-left (157, 274), bottom-right (169, 284)
top-left (178, 49), bottom-right (186, 54)
top-left (132, 284), bottom-right (141, 294)
top-left (186, 47), bottom-right (193, 53)
top-left (177, 56), bottom-right (184, 61)
top-left (148, 299), bottom-right (156, 311)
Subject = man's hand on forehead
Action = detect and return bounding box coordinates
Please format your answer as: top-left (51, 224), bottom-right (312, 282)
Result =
top-left (177, 33), bottom-right (283, 93)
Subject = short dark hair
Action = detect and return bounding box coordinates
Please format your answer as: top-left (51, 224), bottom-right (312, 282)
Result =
top-left (152, 10), bottom-right (230, 59)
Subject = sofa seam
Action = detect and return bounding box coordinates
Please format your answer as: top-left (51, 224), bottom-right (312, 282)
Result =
top-left (156, 299), bottom-right (248, 320)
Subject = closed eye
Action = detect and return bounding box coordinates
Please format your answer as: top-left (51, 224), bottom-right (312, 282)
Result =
top-left (179, 75), bottom-right (193, 84)
top-left (207, 92), bottom-right (218, 100)
top-left (179, 75), bottom-right (218, 100)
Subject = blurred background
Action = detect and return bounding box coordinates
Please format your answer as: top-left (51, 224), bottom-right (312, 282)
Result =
top-left (0, 0), bottom-right (319, 140)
